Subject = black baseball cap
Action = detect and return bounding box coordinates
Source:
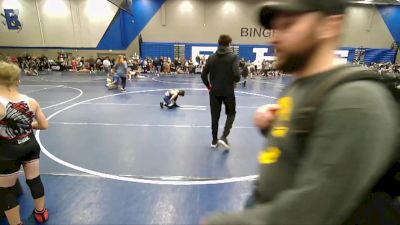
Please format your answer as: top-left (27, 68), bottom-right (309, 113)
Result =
top-left (259, 0), bottom-right (347, 29)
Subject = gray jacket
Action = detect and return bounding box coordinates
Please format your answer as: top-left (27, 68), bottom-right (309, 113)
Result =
top-left (205, 66), bottom-right (399, 225)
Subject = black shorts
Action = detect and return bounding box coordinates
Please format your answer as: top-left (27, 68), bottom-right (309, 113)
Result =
top-left (0, 134), bottom-right (40, 175)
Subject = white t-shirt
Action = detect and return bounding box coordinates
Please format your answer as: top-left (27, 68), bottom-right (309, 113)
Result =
top-left (103, 59), bottom-right (111, 67)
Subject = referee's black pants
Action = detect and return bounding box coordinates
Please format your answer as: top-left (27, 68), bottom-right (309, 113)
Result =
top-left (209, 95), bottom-right (236, 141)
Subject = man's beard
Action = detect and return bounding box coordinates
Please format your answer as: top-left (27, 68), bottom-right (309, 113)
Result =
top-left (276, 43), bottom-right (319, 74)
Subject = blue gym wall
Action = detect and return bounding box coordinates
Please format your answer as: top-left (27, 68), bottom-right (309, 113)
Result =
top-left (141, 42), bottom-right (175, 59)
top-left (378, 5), bottom-right (400, 46)
top-left (184, 43), bottom-right (219, 60)
top-left (97, 0), bottom-right (166, 50)
top-left (140, 42), bottom-right (396, 64)
top-left (239, 45), bottom-right (275, 61)
top-left (0, 0), bottom-right (398, 64)
top-left (109, 2), bottom-right (399, 63)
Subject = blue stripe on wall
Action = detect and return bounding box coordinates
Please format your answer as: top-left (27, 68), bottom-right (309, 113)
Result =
top-left (185, 43), bottom-right (218, 60)
top-left (377, 6), bottom-right (400, 46)
top-left (97, 10), bottom-right (125, 50)
top-left (337, 48), bottom-right (396, 64)
top-left (97, 0), bottom-right (166, 50)
top-left (340, 47), bottom-right (355, 62)
top-left (364, 48), bottom-right (397, 64)
top-left (0, 46), bottom-right (97, 50)
top-left (239, 44), bottom-right (275, 62)
top-left (141, 42), bottom-right (174, 59)
top-left (141, 42), bottom-right (396, 64)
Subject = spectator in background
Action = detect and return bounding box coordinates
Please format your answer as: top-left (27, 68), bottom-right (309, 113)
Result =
top-left (103, 57), bottom-right (111, 77)
top-left (88, 57), bottom-right (95, 74)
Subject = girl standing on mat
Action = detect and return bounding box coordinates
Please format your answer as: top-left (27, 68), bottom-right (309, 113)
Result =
top-left (0, 61), bottom-right (49, 225)
top-left (113, 55), bottom-right (128, 92)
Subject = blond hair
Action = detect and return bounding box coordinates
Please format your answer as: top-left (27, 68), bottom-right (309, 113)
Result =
top-left (115, 55), bottom-right (124, 65)
top-left (0, 61), bottom-right (21, 87)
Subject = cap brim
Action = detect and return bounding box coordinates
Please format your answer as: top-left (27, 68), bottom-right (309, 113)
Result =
top-left (258, 2), bottom-right (312, 29)
top-left (259, 6), bottom-right (277, 29)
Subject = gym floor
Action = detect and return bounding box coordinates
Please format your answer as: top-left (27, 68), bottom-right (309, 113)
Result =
top-left (1, 71), bottom-right (290, 225)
